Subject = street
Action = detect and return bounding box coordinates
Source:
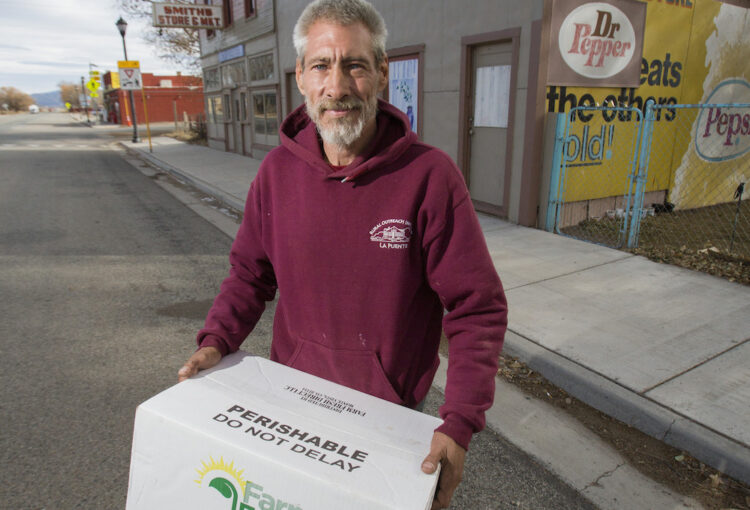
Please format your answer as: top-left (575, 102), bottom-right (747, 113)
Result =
top-left (0, 113), bottom-right (596, 509)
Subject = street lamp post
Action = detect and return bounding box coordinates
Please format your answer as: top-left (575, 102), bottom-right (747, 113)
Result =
top-left (116, 17), bottom-right (140, 143)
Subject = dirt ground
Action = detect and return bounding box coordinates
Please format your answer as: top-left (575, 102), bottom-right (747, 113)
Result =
top-left (497, 354), bottom-right (750, 510)
top-left (164, 129), bottom-right (208, 146)
top-left (632, 244), bottom-right (750, 285)
top-left (562, 201), bottom-right (750, 286)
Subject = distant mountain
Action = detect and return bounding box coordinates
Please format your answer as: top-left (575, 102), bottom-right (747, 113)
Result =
top-left (31, 90), bottom-right (63, 108)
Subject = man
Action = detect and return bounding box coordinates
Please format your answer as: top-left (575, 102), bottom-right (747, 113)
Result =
top-left (178, 0), bottom-right (507, 507)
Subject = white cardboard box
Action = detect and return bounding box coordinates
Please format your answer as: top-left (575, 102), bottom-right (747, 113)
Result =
top-left (126, 352), bottom-right (442, 510)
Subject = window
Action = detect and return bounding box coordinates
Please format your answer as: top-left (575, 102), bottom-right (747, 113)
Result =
top-left (223, 94), bottom-right (231, 121)
top-left (222, 61), bottom-right (246, 88)
top-left (159, 80), bottom-right (173, 88)
top-left (240, 92), bottom-right (247, 121)
top-left (386, 45), bottom-right (424, 137)
top-left (204, 67), bottom-right (221, 91)
top-left (208, 96), bottom-right (224, 123)
top-left (253, 94), bottom-right (265, 134)
top-left (388, 57), bottom-right (419, 133)
top-left (204, 0), bottom-right (215, 38)
top-left (251, 90), bottom-right (279, 146)
top-left (223, 0), bottom-right (233, 27)
top-left (244, 0), bottom-right (256, 18)
top-left (248, 53), bottom-right (274, 83)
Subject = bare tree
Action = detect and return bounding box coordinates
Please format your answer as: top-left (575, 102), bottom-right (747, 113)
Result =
top-left (116, 0), bottom-right (201, 71)
top-left (58, 82), bottom-right (82, 109)
top-left (0, 87), bottom-right (35, 111)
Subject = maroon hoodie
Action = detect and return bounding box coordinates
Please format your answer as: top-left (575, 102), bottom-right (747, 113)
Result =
top-left (198, 99), bottom-right (507, 449)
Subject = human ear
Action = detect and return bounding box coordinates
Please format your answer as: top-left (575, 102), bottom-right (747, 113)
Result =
top-left (295, 59), bottom-right (306, 96)
top-left (377, 56), bottom-right (388, 92)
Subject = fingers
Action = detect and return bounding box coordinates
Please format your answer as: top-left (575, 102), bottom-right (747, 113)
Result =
top-left (177, 360), bottom-right (198, 382)
top-left (431, 462), bottom-right (461, 509)
top-left (423, 432), bottom-right (466, 510)
top-left (178, 346), bottom-right (222, 382)
top-left (421, 452), bottom-right (441, 474)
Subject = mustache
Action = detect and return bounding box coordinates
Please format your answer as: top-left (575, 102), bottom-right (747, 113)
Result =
top-left (315, 98), bottom-right (364, 113)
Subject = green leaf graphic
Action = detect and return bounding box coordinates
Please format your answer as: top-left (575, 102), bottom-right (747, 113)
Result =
top-left (209, 477), bottom-right (238, 510)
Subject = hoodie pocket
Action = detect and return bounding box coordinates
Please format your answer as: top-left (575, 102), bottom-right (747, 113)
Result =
top-left (287, 339), bottom-right (404, 405)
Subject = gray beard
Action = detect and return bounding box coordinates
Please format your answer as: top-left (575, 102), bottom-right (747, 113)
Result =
top-left (306, 95), bottom-right (378, 149)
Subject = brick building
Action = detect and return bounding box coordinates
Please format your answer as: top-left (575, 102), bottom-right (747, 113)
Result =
top-left (103, 72), bottom-right (205, 126)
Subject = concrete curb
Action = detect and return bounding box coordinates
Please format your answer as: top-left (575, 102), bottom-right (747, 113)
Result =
top-left (118, 142), bottom-right (246, 213)
top-left (433, 354), bottom-right (704, 510)
top-left (503, 330), bottom-right (750, 486)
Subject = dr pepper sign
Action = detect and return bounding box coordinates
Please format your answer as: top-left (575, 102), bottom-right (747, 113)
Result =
top-left (548, 0), bottom-right (647, 87)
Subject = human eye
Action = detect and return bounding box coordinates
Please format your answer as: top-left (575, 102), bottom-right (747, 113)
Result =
top-left (348, 62), bottom-right (369, 74)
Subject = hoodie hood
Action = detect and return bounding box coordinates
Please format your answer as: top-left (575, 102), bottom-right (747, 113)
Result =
top-left (279, 98), bottom-right (418, 182)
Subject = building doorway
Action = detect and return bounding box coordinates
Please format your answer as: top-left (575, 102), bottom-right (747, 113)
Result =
top-left (460, 30), bottom-right (520, 217)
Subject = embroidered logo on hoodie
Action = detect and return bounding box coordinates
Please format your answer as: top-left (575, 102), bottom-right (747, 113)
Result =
top-left (369, 219), bottom-right (412, 250)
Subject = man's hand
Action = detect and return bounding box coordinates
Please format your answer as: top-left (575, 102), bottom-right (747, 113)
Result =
top-left (421, 431), bottom-right (466, 509)
top-left (177, 346), bottom-right (222, 382)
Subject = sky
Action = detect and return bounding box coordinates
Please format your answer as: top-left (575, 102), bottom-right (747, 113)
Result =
top-left (0, 0), bottom-right (196, 95)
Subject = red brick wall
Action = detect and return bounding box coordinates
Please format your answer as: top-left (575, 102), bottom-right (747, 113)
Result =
top-left (104, 73), bottom-right (205, 125)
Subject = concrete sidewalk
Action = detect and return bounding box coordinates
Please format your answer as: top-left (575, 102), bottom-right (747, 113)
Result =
top-left (118, 136), bottom-right (750, 491)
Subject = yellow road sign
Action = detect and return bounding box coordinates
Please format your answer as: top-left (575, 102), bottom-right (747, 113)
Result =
top-left (118, 60), bottom-right (140, 69)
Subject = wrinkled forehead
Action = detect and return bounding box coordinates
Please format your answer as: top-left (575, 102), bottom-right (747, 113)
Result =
top-left (301, 20), bottom-right (377, 64)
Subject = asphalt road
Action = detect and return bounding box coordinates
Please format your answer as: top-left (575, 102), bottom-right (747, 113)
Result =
top-left (0, 113), bottom-right (597, 509)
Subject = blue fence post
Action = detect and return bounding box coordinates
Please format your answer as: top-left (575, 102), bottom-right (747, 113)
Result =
top-left (628, 100), bottom-right (655, 249)
top-left (545, 112), bottom-right (568, 232)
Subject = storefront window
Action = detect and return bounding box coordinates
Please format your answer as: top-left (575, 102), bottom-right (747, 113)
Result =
top-left (208, 96), bottom-right (224, 123)
top-left (222, 61), bottom-right (246, 88)
top-left (266, 93), bottom-right (277, 133)
top-left (251, 90), bottom-right (279, 146)
top-left (249, 53), bottom-right (274, 83)
top-left (253, 94), bottom-right (265, 134)
top-left (204, 67), bottom-right (221, 91)
top-left (386, 46), bottom-right (424, 137)
top-left (388, 57), bottom-right (419, 133)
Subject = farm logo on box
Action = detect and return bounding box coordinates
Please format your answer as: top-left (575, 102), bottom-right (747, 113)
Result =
top-left (195, 457), bottom-right (302, 510)
top-left (695, 78), bottom-right (750, 162)
top-left (559, 2), bottom-right (637, 79)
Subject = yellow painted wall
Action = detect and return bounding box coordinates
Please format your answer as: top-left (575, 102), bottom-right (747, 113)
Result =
top-left (548, 0), bottom-right (750, 208)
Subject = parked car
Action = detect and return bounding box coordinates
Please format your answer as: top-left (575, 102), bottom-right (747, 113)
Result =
top-left (29, 104), bottom-right (40, 114)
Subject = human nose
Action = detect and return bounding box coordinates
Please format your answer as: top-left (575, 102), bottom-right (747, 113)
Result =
top-left (325, 63), bottom-right (350, 99)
